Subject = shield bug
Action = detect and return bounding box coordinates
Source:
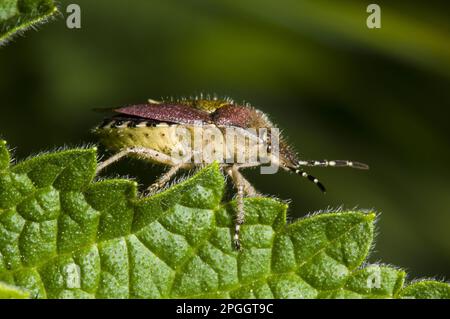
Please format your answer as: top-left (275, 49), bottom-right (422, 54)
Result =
top-left (93, 95), bottom-right (369, 249)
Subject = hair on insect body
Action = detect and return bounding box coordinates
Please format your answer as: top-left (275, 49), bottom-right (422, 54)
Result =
top-left (93, 95), bottom-right (369, 250)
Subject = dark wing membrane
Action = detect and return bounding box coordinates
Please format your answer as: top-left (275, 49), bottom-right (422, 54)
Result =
top-left (114, 104), bottom-right (211, 125)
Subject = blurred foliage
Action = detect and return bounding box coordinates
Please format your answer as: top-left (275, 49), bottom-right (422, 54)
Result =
top-left (0, 0), bottom-right (449, 280)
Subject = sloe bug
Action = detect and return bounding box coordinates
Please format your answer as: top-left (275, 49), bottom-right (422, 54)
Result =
top-left (94, 95), bottom-right (369, 249)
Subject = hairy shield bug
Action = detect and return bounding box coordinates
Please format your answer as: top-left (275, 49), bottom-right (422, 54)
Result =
top-left (93, 95), bottom-right (369, 249)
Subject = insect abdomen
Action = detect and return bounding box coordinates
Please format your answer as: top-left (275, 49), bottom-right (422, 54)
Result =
top-left (94, 119), bottom-right (269, 165)
top-left (95, 121), bottom-right (181, 157)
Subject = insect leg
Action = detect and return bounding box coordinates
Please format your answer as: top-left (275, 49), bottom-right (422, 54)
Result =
top-left (298, 159), bottom-right (369, 170)
top-left (224, 165), bottom-right (258, 197)
top-left (146, 163), bottom-right (183, 194)
top-left (96, 147), bottom-right (181, 174)
top-left (146, 151), bottom-right (199, 194)
top-left (226, 165), bottom-right (249, 250)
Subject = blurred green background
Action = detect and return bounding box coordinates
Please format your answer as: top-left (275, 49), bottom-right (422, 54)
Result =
top-left (1, 0), bottom-right (449, 279)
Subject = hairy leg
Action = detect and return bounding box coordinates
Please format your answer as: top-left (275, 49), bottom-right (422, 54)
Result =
top-left (225, 165), bottom-right (259, 250)
top-left (96, 147), bottom-right (186, 174)
top-left (225, 165), bottom-right (258, 197)
top-left (97, 147), bottom-right (196, 196)
top-left (146, 163), bottom-right (184, 194)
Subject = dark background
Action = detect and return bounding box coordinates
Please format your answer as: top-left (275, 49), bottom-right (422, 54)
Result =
top-left (1, 0), bottom-right (449, 279)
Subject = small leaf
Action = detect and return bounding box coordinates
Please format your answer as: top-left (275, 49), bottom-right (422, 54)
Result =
top-left (0, 0), bottom-right (58, 46)
top-left (399, 281), bottom-right (450, 299)
top-left (0, 142), bottom-right (448, 299)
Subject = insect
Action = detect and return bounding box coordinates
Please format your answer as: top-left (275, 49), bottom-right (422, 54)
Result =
top-left (93, 95), bottom-right (369, 249)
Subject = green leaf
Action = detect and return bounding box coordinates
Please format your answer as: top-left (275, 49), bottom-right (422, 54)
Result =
top-left (0, 281), bottom-right (29, 298)
top-left (0, 141), bottom-right (448, 298)
top-left (0, 0), bottom-right (58, 46)
top-left (0, 140), bottom-right (9, 171)
top-left (319, 265), bottom-right (406, 299)
top-left (399, 281), bottom-right (450, 299)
